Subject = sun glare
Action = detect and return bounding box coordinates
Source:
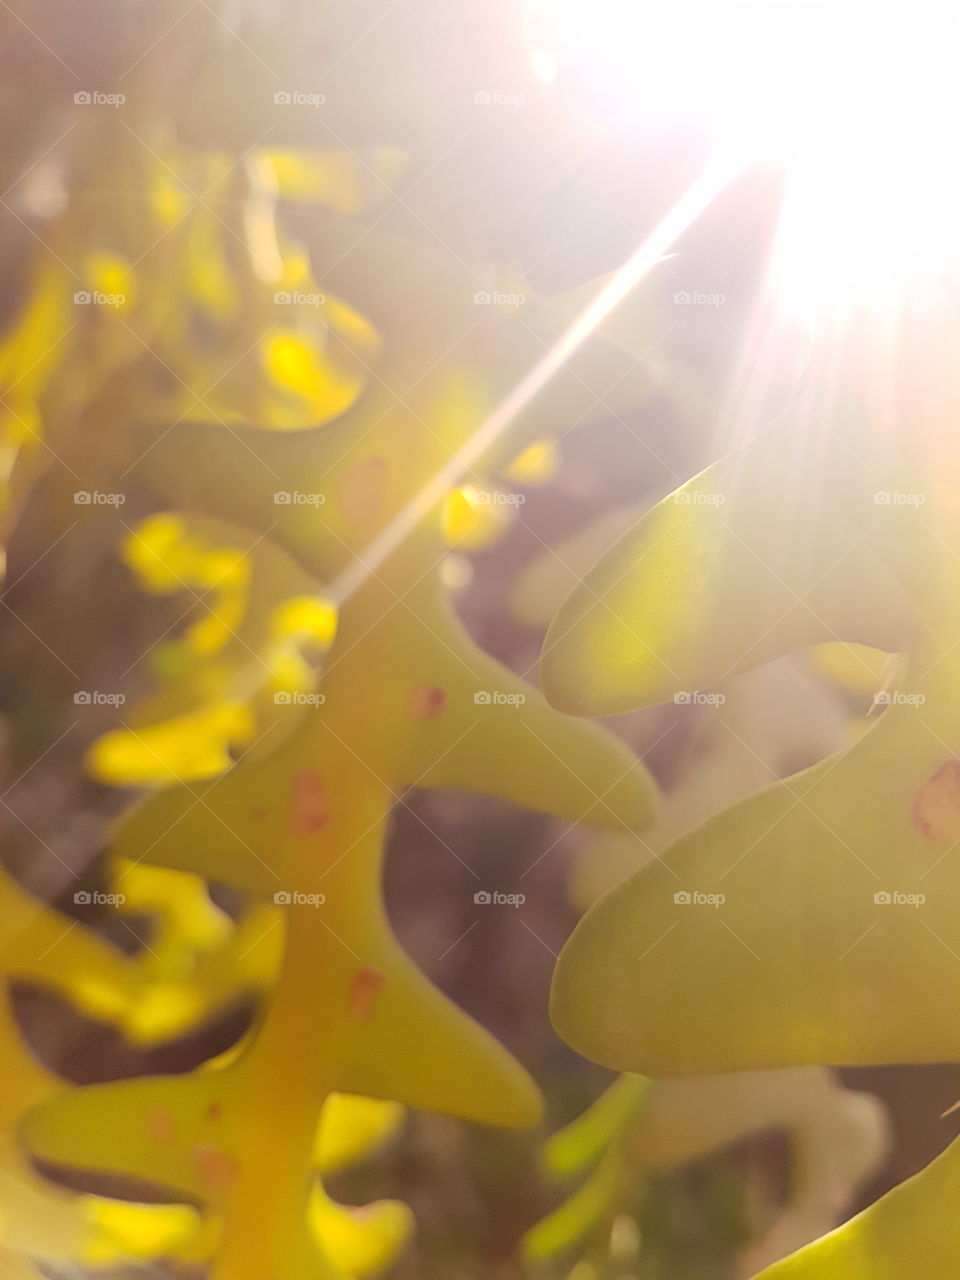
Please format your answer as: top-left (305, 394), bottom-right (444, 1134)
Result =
top-left (533, 1), bottom-right (960, 320)
top-left (337, 2), bottom-right (958, 603)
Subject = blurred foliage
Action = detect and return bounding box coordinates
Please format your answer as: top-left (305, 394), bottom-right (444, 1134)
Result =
top-left (544, 251), bottom-right (960, 1271)
top-left (0, 1), bottom-right (947, 1279)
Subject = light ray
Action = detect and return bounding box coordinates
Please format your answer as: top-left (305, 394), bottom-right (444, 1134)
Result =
top-left (328, 145), bottom-right (746, 607)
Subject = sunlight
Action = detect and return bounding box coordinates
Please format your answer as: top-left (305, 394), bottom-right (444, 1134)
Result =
top-left (533, 0), bottom-right (959, 320)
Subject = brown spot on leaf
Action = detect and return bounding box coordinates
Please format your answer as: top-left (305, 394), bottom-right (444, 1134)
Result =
top-left (148, 1107), bottom-right (175, 1143)
top-left (206, 1101), bottom-right (223, 1121)
top-left (350, 967), bottom-right (386, 1021)
top-left (914, 759), bottom-right (960, 839)
top-left (192, 1144), bottom-right (239, 1189)
top-left (292, 770), bottom-right (330, 834)
top-left (409, 685), bottom-right (447, 720)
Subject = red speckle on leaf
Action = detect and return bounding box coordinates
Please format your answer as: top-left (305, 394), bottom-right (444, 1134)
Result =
top-left (148, 1107), bottom-right (175, 1143)
top-left (409, 685), bottom-right (447, 720)
top-left (192, 1144), bottom-right (240, 1189)
top-left (914, 759), bottom-right (960, 839)
top-left (292, 770), bottom-right (329, 834)
top-left (206, 1101), bottom-right (223, 1121)
top-left (350, 967), bottom-right (386, 1021)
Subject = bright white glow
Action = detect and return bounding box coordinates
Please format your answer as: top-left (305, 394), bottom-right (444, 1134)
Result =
top-left (534, 0), bottom-right (960, 318)
top-left (764, 5), bottom-right (959, 320)
top-left (336, 3), bottom-right (956, 605)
